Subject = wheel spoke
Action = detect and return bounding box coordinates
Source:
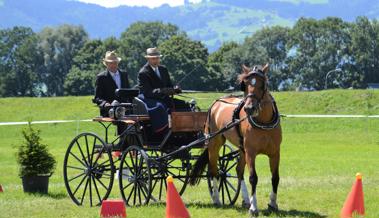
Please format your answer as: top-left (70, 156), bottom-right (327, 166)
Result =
top-left (67, 165), bottom-right (86, 171)
top-left (76, 141), bottom-right (89, 166)
top-left (137, 184), bottom-right (142, 205)
top-left (90, 137), bottom-right (97, 165)
top-left (80, 177), bottom-right (90, 205)
top-left (126, 186), bottom-right (135, 205)
top-left (133, 183), bottom-right (137, 205)
top-left (70, 152), bottom-right (87, 167)
top-left (68, 172), bottom-right (86, 182)
top-left (72, 174), bottom-right (88, 196)
top-left (225, 161), bottom-right (238, 173)
top-left (221, 178), bottom-right (225, 205)
top-left (224, 179), bottom-right (232, 203)
top-left (89, 174), bottom-right (93, 207)
top-left (122, 182), bottom-right (133, 191)
top-left (85, 135), bottom-right (91, 167)
top-left (124, 159), bottom-right (135, 174)
top-left (225, 179), bottom-right (238, 193)
top-left (92, 175), bottom-right (102, 204)
top-left (92, 148), bottom-right (105, 166)
top-left (138, 181), bottom-right (148, 199)
top-left (94, 176), bottom-right (108, 190)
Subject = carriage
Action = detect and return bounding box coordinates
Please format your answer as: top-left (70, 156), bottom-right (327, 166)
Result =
top-left (63, 89), bottom-right (242, 207)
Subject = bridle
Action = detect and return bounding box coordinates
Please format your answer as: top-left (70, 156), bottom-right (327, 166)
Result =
top-left (243, 67), bottom-right (269, 111)
top-left (241, 67), bottom-right (280, 130)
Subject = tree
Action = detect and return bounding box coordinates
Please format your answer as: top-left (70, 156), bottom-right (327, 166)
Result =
top-left (0, 27), bottom-right (44, 97)
top-left (119, 22), bottom-right (184, 85)
top-left (64, 37), bottom-right (126, 95)
top-left (64, 67), bottom-right (95, 96)
top-left (159, 35), bottom-right (209, 90)
top-left (207, 42), bottom-right (239, 90)
top-left (287, 17), bottom-right (351, 90)
top-left (349, 17), bottom-right (379, 87)
top-left (245, 26), bottom-right (290, 90)
top-left (39, 25), bottom-right (88, 96)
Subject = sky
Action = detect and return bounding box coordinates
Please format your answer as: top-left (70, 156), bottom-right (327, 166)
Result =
top-left (75, 0), bottom-right (203, 8)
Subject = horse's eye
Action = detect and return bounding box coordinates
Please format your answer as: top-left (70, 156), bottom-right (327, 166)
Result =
top-left (251, 78), bottom-right (256, 86)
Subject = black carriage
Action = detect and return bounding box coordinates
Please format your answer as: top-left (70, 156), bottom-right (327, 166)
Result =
top-left (63, 89), bottom-right (242, 207)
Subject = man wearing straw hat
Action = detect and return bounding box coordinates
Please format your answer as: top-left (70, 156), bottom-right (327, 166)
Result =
top-left (138, 47), bottom-right (188, 136)
top-left (94, 51), bottom-right (130, 116)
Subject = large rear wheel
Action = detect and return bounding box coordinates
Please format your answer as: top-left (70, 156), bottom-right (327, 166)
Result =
top-left (63, 132), bottom-right (114, 206)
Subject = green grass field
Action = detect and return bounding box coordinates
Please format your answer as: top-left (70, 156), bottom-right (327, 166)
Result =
top-left (0, 90), bottom-right (378, 218)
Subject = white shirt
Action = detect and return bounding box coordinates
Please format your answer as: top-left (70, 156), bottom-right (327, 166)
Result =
top-left (150, 65), bottom-right (161, 79)
top-left (109, 70), bottom-right (121, 89)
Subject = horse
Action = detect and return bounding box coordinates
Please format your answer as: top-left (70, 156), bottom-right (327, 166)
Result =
top-left (189, 64), bottom-right (282, 216)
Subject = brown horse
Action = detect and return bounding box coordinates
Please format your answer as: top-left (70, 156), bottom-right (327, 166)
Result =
top-left (189, 64), bottom-right (282, 216)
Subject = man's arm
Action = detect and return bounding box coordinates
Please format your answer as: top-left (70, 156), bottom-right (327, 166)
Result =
top-left (123, 71), bottom-right (130, 88)
top-left (138, 73), bottom-right (165, 99)
top-left (93, 76), bottom-right (108, 107)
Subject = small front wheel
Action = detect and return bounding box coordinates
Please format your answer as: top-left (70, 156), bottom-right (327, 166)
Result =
top-left (207, 144), bottom-right (241, 205)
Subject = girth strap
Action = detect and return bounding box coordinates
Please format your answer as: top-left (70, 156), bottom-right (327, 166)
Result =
top-left (232, 100), bottom-right (246, 153)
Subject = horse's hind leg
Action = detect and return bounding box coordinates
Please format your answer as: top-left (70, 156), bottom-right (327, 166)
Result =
top-left (268, 153), bottom-right (280, 211)
top-left (237, 151), bottom-right (250, 208)
top-left (208, 135), bottom-right (225, 205)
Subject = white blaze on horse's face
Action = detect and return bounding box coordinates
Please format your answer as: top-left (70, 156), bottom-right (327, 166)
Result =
top-left (251, 78), bottom-right (257, 86)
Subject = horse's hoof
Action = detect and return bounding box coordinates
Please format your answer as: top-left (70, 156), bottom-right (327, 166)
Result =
top-left (212, 200), bottom-right (221, 207)
top-left (242, 200), bottom-right (250, 208)
top-left (267, 203), bottom-right (279, 213)
top-left (249, 209), bottom-right (259, 217)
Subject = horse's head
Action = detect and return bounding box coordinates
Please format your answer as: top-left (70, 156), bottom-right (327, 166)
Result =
top-left (238, 64), bottom-right (269, 117)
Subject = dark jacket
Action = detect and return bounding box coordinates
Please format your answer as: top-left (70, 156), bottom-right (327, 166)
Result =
top-left (94, 70), bottom-right (130, 107)
top-left (137, 62), bottom-right (173, 99)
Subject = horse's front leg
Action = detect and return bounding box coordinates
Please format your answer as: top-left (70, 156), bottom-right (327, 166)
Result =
top-left (237, 151), bottom-right (250, 208)
top-left (268, 154), bottom-right (280, 211)
top-left (246, 153), bottom-right (259, 216)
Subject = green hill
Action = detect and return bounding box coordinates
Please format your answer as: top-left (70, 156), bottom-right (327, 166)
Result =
top-left (0, 89), bottom-right (378, 122)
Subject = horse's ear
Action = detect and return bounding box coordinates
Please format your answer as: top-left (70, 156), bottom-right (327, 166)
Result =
top-left (242, 64), bottom-right (250, 74)
top-left (262, 63), bottom-right (269, 74)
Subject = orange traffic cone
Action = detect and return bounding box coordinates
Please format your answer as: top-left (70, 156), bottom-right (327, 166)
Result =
top-left (340, 173), bottom-right (365, 218)
top-left (166, 176), bottom-right (190, 218)
top-left (0, 184), bottom-right (3, 192)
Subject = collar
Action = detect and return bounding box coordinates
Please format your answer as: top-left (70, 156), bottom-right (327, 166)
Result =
top-left (108, 70), bottom-right (119, 76)
top-left (149, 64), bottom-right (159, 71)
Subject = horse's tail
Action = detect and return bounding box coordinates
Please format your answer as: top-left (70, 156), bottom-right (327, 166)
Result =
top-left (189, 147), bottom-right (209, 185)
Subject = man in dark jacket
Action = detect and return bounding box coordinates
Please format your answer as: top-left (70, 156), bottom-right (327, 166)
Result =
top-left (94, 51), bottom-right (130, 116)
top-left (138, 47), bottom-right (187, 134)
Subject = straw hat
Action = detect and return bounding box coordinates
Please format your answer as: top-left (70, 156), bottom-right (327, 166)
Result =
top-left (144, 47), bottom-right (163, 58)
top-left (103, 51), bottom-right (121, 66)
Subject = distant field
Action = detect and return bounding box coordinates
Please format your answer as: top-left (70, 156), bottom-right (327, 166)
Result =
top-left (0, 90), bottom-right (378, 218)
top-left (0, 89), bottom-right (378, 122)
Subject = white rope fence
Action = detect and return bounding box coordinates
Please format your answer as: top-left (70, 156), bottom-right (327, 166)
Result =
top-left (0, 115), bottom-right (378, 126)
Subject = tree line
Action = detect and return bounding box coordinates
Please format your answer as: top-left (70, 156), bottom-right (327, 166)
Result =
top-left (0, 16), bottom-right (378, 97)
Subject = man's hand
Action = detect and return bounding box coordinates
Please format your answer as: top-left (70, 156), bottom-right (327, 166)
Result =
top-left (174, 85), bottom-right (182, 94)
top-left (161, 87), bottom-right (175, 95)
top-left (104, 102), bottom-right (111, 107)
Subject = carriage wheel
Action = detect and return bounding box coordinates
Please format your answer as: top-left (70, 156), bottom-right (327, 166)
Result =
top-left (148, 150), bottom-right (190, 202)
top-left (207, 144), bottom-right (241, 205)
top-left (63, 132), bottom-right (114, 206)
top-left (119, 145), bottom-right (152, 206)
